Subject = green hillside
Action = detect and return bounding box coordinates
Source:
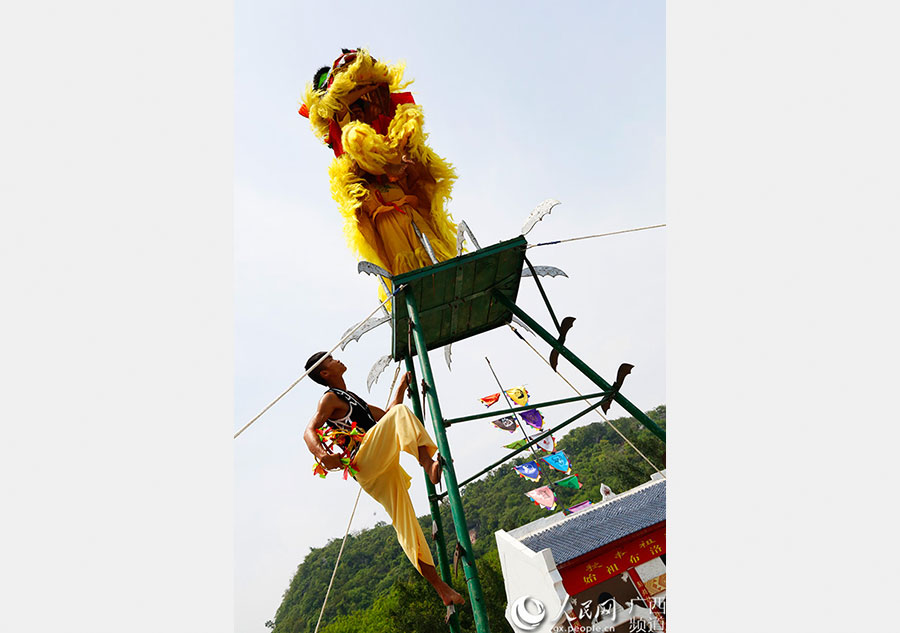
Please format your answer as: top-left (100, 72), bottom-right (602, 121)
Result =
top-left (269, 406), bottom-right (666, 633)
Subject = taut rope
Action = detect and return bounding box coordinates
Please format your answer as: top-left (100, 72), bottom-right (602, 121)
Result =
top-left (526, 223), bottom-right (665, 248)
top-left (234, 286), bottom-right (405, 439)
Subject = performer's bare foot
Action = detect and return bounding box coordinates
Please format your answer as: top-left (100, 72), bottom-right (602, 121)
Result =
top-left (437, 582), bottom-right (465, 607)
top-left (420, 562), bottom-right (465, 606)
top-left (426, 456), bottom-right (443, 485)
top-left (418, 447), bottom-right (443, 485)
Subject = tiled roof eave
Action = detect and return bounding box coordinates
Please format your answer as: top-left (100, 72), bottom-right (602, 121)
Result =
top-left (519, 478), bottom-right (666, 565)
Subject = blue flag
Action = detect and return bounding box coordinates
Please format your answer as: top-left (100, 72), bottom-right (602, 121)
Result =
top-left (542, 451), bottom-right (571, 474)
top-left (514, 461), bottom-right (542, 482)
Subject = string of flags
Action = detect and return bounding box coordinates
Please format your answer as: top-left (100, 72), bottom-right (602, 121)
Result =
top-left (504, 435), bottom-right (556, 453)
top-left (480, 387), bottom-right (530, 408)
top-left (480, 386), bottom-right (592, 512)
top-left (512, 456), bottom-right (577, 481)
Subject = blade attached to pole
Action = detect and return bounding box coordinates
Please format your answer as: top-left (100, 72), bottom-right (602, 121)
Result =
top-left (520, 199), bottom-right (561, 236)
top-left (599, 363), bottom-right (634, 413)
top-left (366, 354), bottom-right (394, 392)
top-left (410, 219), bottom-right (439, 265)
top-left (456, 219), bottom-right (483, 255)
top-left (549, 316), bottom-right (576, 372)
top-left (521, 265), bottom-right (568, 278)
top-left (340, 315), bottom-right (391, 350)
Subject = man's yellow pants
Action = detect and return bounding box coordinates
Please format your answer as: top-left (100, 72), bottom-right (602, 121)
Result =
top-left (353, 404), bottom-right (438, 575)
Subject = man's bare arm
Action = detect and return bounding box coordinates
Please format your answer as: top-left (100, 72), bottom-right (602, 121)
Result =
top-left (304, 393), bottom-right (343, 468)
top-left (368, 403), bottom-right (387, 421)
top-left (369, 371), bottom-right (411, 421)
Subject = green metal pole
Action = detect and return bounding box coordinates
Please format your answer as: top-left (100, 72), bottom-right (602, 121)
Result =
top-left (405, 292), bottom-right (492, 633)
top-left (494, 292), bottom-right (666, 443)
top-left (403, 355), bottom-right (461, 633)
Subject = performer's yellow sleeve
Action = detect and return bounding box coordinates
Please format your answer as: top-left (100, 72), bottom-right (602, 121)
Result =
top-left (353, 405), bottom-right (438, 574)
top-left (340, 104), bottom-right (425, 176)
top-left (386, 104), bottom-right (425, 152)
top-left (341, 122), bottom-right (400, 175)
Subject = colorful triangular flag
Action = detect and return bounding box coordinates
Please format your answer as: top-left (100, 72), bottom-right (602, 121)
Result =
top-left (503, 438), bottom-right (529, 450)
top-left (555, 474), bottom-right (582, 490)
top-left (525, 486), bottom-right (557, 511)
top-left (520, 409), bottom-right (544, 430)
top-left (480, 393), bottom-right (501, 407)
top-left (514, 461), bottom-right (542, 482)
top-left (504, 435), bottom-right (555, 453)
top-left (542, 451), bottom-right (571, 474)
top-left (491, 416), bottom-right (517, 432)
top-left (505, 386), bottom-right (529, 406)
top-left (534, 435), bottom-right (556, 453)
top-left (563, 500), bottom-right (592, 516)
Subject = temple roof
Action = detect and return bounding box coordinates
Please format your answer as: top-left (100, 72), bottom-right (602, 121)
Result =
top-left (516, 475), bottom-right (666, 565)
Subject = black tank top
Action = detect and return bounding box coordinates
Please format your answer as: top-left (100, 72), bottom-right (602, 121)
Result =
top-left (326, 387), bottom-right (378, 433)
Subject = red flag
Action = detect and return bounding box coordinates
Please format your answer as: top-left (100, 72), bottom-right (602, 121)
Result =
top-left (480, 393), bottom-right (501, 407)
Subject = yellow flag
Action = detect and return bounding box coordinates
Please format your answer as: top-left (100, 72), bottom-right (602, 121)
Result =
top-left (505, 386), bottom-right (529, 406)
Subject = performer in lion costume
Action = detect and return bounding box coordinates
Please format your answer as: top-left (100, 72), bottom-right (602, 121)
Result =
top-left (299, 49), bottom-right (458, 279)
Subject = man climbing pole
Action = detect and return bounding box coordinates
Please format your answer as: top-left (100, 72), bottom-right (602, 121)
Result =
top-left (303, 351), bottom-right (465, 607)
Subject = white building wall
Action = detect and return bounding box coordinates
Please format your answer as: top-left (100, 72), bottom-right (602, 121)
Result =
top-left (495, 529), bottom-right (571, 633)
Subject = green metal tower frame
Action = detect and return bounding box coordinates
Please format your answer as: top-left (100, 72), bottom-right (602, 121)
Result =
top-left (388, 236), bottom-right (665, 633)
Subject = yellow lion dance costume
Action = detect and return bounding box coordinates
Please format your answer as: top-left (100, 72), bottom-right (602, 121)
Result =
top-left (299, 49), bottom-right (457, 278)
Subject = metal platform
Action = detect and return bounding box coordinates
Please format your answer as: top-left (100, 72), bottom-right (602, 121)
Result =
top-left (390, 236), bottom-right (527, 360)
